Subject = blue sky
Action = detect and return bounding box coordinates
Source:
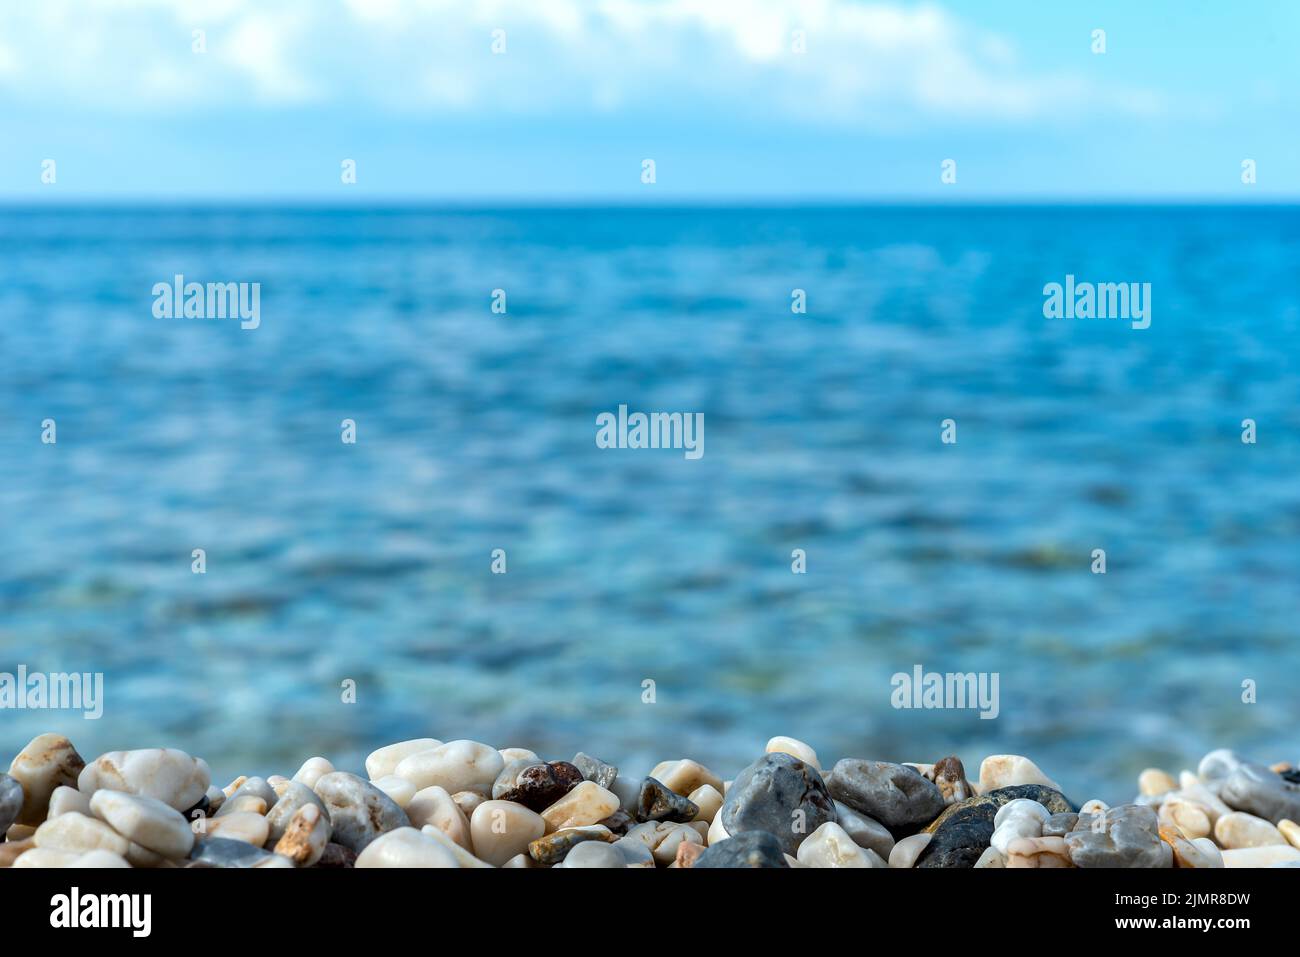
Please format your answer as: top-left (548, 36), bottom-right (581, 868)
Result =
top-left (2, 0), bottom-right (1297, 200)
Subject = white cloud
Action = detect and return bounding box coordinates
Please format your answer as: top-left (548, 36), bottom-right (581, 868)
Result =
top-left (0, 0), bottom-right (1162, 123)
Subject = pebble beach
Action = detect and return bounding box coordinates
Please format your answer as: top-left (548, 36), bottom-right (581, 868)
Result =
top-left (4, 732), bottom-right (1300, 869)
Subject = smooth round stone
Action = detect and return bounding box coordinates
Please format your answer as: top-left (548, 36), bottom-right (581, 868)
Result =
top-left (572, 752), bottom-right (619, 790)
top-left (558, 840), bottom-right (626, 868)
top-left (541, 780), bottom-right (620, 833)
top-left (831, 801), bottom-right (894, 858)
top-left (796, 822), bottom-right (883, 867)
top-left (636, 777), bottom-right (698, 823)
top-left (1139, 768), bottom-right (1178, 797)
top-left (613, 835), bottom-right (656, 867)
top-left (529, 824), bottom-right (615, 865)
top-left (930, 756), bottom-right (974, 805)
top-left (648, 759), bottom-right (724, 797)
top-left (0, 773), bottom-right (23, 833)
top-left (826, 759), bottom-right (943, 829)
top-left (609, 773), bottom-right (642, 812)
top-left (1221, 764), bottom-right (1300, 824)
top-left (720, 752), bottom-right (836, 856)
top-left (89, 789), bottom-right (193, 859)
top-left (291, 757), bottom-right (334, 789)
top-left (46, 785), bottom-right (91, 820)
top-left (1279, 819), bottom-right (1300, 849)
top-left (991, 801), bottom-right (1048, 855)
top-left (1198, 749), bottom-right (1244, 782)
top-left (217, 777), bottom-right (277, 817)
top-left (265, 781), bottom-right (328, 846)
top-left (470, 799), bottom-right (546, 866)
top-left (1065, 805), bottom-right (1172, 868)
top-left (7, 734), bottom-right (86, 826)
top-left (688, 784), bottom-right (723, 824)
top-left (365, 738), bottom-right (442, 781)
top-left (1158, 799), bottom-right (1211, 840)
top-left (406, 785), bottom-right (472, 849)
top-left (492, 757), bottom-right (546, 799)
top-left (188, 836), bottom-right (276, 868)
top-left (1042, 812), bottom-right (1079, 837)
top-left (419, 825), bottom-right (493, 867)
top-left (274, 803), bottom-right (329, 867)
top-left (355, 826), bottom-right (460, 868)
top-left (621, 821), bottom-right (699, 864)
top-left (313, 772), bottom-right (410, 852)
top-left (12, 847), bottom-right (82, 868)
top-left (694, 830), bottom-right (789, 868)
top-left (393, 740), bottom-right (503, 795)
top-left (974, 846), bottom-right (1005, 868)
top-left (1163, 828), bottom-right (1223, 868)
top-left (1214, 811), bottom-right (1286, 848)
top-left (1221, 845), bottom-right (1300, 868)
top-left (1177, 773), bottom-right (1232, 821)
top-left (372, 774), bottom-right (417, 809)
top-left (498, 762), bottom-right (581, 810)
top-left (72, 849), bottom-right (131, 868)
top-left (765, 736), bottom-right (820, 770)
top-left (994, 798), bottom-right (1052, 830)
top-left (707, 812), bottom-right (729, 845)
top-left (453, 790), bottom-right (487, 817)
top-left (222, 775), bottom-right (247, 798)
top-left (1006, 835), bottom-right (1072, 868)
top-left (204, 812), bottom-right (270, 846)
top-left (78, 748), bottom-right (210, 812)
top-left (978, 755), bottom-right (1061, 793)
top-left (890, 832), bottom-right (933, 868)
top-left (34, 811), bottom-right (129, 856)
top-left (498, 748), bottom-right (540, 764)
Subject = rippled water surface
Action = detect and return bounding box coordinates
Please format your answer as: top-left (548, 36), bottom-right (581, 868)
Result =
top-left (1, 205), bottom-right (1298, 800)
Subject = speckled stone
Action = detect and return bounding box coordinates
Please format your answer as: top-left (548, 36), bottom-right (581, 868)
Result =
top-left (7, 734), bottom-right (85, 826)
top-left (1065, 804), bottom-right (1172, 868)
top-left (915, 784), bottom-right (1075, 868)
top-left (572, 752), bottom-right (619, 790)
top-left (636, 777), bottom-right (699, 823)
top-left (313, 772), bottom-right (409, 853)
top-left (1042, 812), bottom-right (1079, 837)
top-left (265, 780), bottom-right (329, 846)
top-left (1221, 763), bottom-right (1300, 824)
top-left (930, 756), bottom-right (973, 805)
top-left (529, 824), bottom-right (617, 864)
top-left (694, 830), bottom-right (789, 868)
top-left (78, 747), bottom-right (209, 813)
top-left (719, 753), bottom-right (835, 856)
top-left (500, 761), bottom-right (585, 812)
top-left (825, 759), bottom-right (944, 830)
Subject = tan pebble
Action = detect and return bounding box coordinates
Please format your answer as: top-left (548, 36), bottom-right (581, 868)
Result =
top-left (1214, 811), bottom-right (1286, 849)
top-left (364, 738), bottom-right (441, 781)
top-left (1006, 835), bottom-right (1072, 868)
top-left (355, 826), bottom-right (459, 867)
top-left (223, 775), bottom-right (248, 798)
top-left (6, 824), bottom-right (36, 842)
top-left (978, 755), bottom-right (1061, 792)
top-left (203, 812), bottom-right (270, 846)
top-left (371, 774), bottom-right (417, 809)
top-left (291, 757), bottom-right (334, 789)
top-left (1165, 828), bottom-right (1223, 868)
top-left (1279, 819), bottom-right (1300, 850)
top-left (676, 840), bottom-right (705, 868)
top-left (1159, 798), bottom-right (1211, 840)
top-left (1221, 845), bottom-right (1300, 868)
top-left (540, 781), bottom-right (620, 833)
top-left (973, 846), bottom-right (1005, 868)
top-left (420, 824), bottom-right (494, 867)
top-left (7, 733), bottom-right (86, 826)
top-left (1079, 799), bottom-right (1109, 815)
top-left (0, 837), bottom-right (36, 867)
top-left (47, 785), bottom-right (91, 820)
top-left (1138, 768), bottom-right (1177, 796)
top-left (452, 790), bottom-right (487, 816)
top-left (498, 748), bottom-right (539, 764)
top-left (688, 784), bottom-right (724, 824)
top-left (648, 759), bottom-right (724, 797)
top-left (1177, 772), bottom-right (1232, 822)
top-left (707, 813), bottom-right (729, 846)
top-left (273, 804), bottom-right (329, 867)
top-left (12, 847), bottom-right (81, 868)
top-left (391, 740), bottom-right (502, 794)
top-left (888, 832), bottom-right (933, 868)
top-left (406, 785), bottom-right (472, 850)
top-left (33, 812), bottom-right (129, 856)
top-left (764, 736), bottom-right (820, 770)
top-left (469, 800), bottom-right (545, 866)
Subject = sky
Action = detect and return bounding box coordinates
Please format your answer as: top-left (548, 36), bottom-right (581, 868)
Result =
top-left (1, 0), bottom-right (1297, 201)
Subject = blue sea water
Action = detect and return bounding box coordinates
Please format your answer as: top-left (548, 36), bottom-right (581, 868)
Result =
top-left (1, 204), bottom-right (1298, 801)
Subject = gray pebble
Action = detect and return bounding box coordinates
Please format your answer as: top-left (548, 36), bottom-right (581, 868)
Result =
top-left (573, 752), bottom-right (619, 790)
top-left (826, 759), bottom-right (944, 829)
top-left (1221, 763), bottom-right (1300, 824)
top-left (313, 772), bottom-right (408, 853)
top-left (694, 831), bottom-right (788, 868)
top-left (720, 753), bottom-right (835, 855)
top-left (0, 773), bottom-right (23, 834)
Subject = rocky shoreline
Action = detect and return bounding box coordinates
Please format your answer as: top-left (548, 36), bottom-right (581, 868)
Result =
top-left (3, 733), bottom-right (1299, 868)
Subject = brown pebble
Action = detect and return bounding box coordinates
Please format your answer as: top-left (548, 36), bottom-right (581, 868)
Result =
top-left (676, 840), bottom-right (705, 868)
top-left (0, 837), bottom-right (35, 868)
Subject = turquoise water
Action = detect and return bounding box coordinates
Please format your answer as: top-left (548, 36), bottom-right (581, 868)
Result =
top-left (1, 205), bottom-right (1297, 801)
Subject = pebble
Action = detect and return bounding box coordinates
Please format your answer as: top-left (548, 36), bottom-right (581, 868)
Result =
top-left (33, 811), bottom-right (129, 856)
top-left (764, 736), bottom-right (820, 770)
top-left (832, 801), bottom-right (895, 859)
top-left (89, 789), bottom-right (194, 859)
top-left (203, 811), bottom-right (270, 846)
top-left (492, 757), bottom-right (545, 798)
top-left (622, 820), bottom-right (703, 864)
top-left (990, 799), bottom-right (1049, 855)
top-left (688, 784), bottom-right (723, 824)
top-left (365, 738), bottom-right (441, 781)
top-left (354, 827), bottom-right (460, 868)
top-left (694, 830), bottom-right (789, 868)
top-left (1198, 748), bottom-right (1244, 782)
top-left (1006, 836), bottom-right (1072, 868)
top-left (453, 790), bottom-right (487, 816)
top-left (313, 772), bottom-right (410, 852)
top-left (528, 824), bottom-right (615, 864)
top-left (291, 756), bottom-right (335, 789)
top-left (973, 846), bottom-right (1005, 867)
top-left (316, 842), bottom-right (358, 868)
top-left (557, 840), bottom-right (627, 868)
top-left (1176, 773), bottom-right (1232, 822)
top-left (406, 785), bottom-right (472, 849)
top-left (930, 755), bottom-right (973, 804)
top-left (498, 747), bottom-right (540, 764)
top-left (0, 772), bottom-right (23, 833)
top-left (916, 785), bottom-right (1074, 869)
top-left (470, 799), bottom-right (546, 866)
top-left (572, 752), bottom-right (619, 790)
top-left (273, 803), bottom-right (330, 867)
top-left (826, 759), bottom-right (944, 829)
top-left (1065, 805), bottom-right (1172, 868)
top-left (1160, 826), bottom-right (1223, 868)
top-left (217, 776), bottom-right (277, 817)
top-left (71, 849), bottom-right (132, 868)
top-left (1138, 768), bottom-right (1177, 797)
top-left (1158, 798), bottom-right (1211, 840)
top-left (719, 752), bottom-right (836, 856)
top-left (1220, 845), bottom-right (1300, 868)
top-left (637, 776), bottom-right (699, 823)
top-left (372, 774), bottom-right (417, 808)
top-left (7, 733), bottom-right (86, 825)
top-left (265, 780), bottom-right (329, 845)
top-left (1041, 812), bottom-right (1079, 837)
top-left (1080, 798), bottom-right (1109, 815)
top-left (1220, 763), bottom-right (1300, 824)
top-left (613, 835), bottom-right (656, 867)
top-left (420, 824), bottom-right (494, 867)
top-left (1214, 811), bottom-right (1286, 848)
top-left (78, 748), bottom-right (210, 812)
top-left (889, 832), bottom-right (933, 868)
top-left (978, 754), bottom-right (1062, 793)
top-left (0, 837), bottom-right (35, 867)
top-left (541, 780), bottom-right (621, 832)
top-left (795, 821), bottom-right (886, 867)
top-left (676, 840), bottom-right (706, 868)
top-left (393, 740), bottom-right (504, 795)
top-left (648, 759), bottom-right (724, 797)
top-left (500, 761), bottom-right (584, 811)
top-left (47, 784), bottom-right (91, 820)
top-left (1279, 819), bottom-right (1300, 850)
top-left (12, 847), bottom-right (81, 868)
